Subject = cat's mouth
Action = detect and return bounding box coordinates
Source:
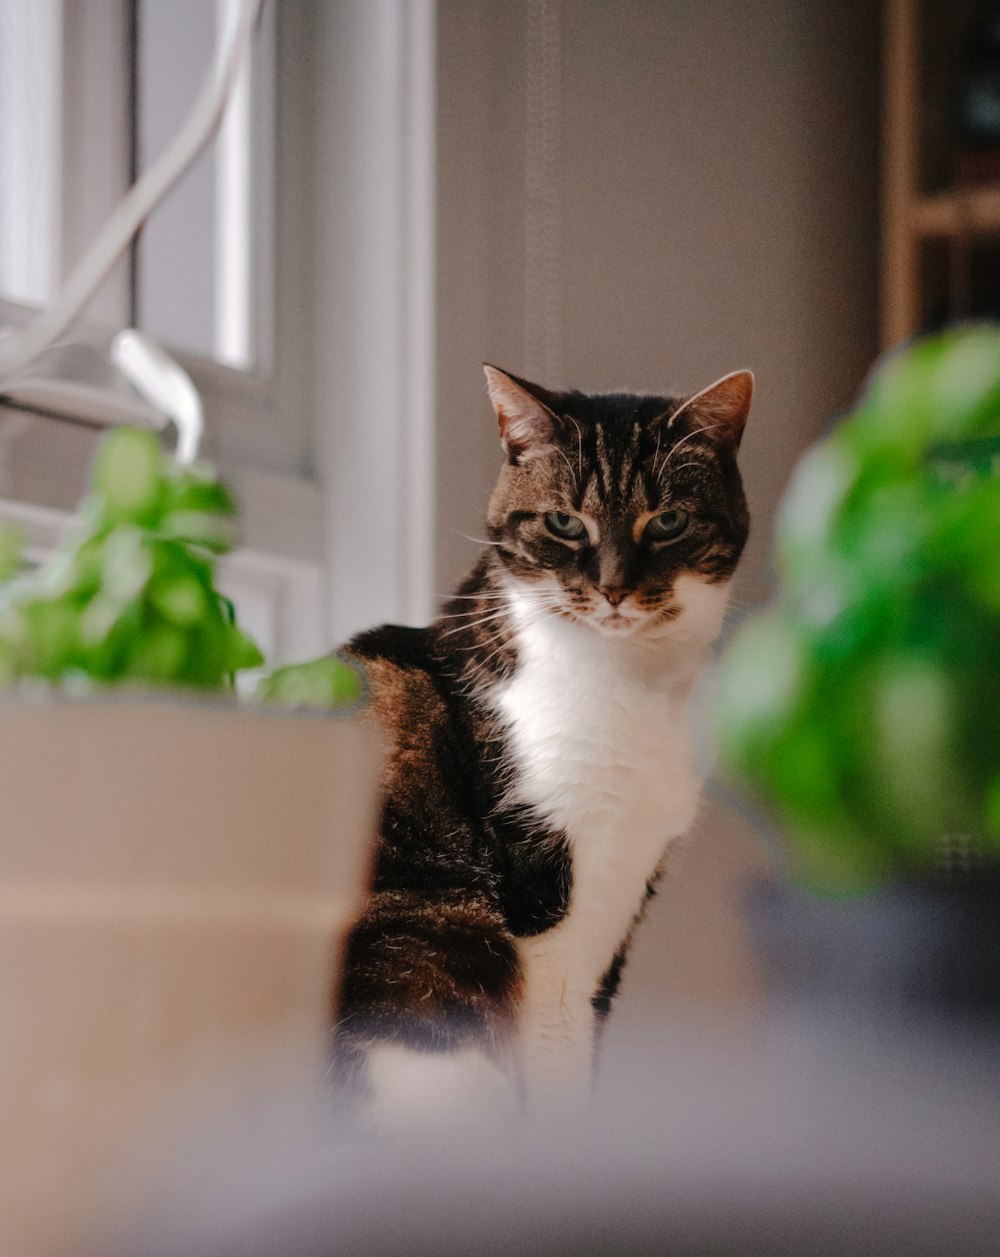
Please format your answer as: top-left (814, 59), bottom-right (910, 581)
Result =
top-left (587, 605), bottom-right (649, 637)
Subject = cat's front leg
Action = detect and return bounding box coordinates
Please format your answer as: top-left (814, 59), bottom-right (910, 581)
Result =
top-left (515, 935), bottom-right (599, 1110)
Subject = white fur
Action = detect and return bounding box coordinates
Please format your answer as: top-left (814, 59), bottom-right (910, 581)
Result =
top-left (493, 574), bottom-right (730, 1103)
top-left (367, 1044), bottom-right (519, 1131)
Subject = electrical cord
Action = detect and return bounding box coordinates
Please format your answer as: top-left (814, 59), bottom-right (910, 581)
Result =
top-left (0, 0), bottom-right (265, 386)
top-left (111, 329), bottom-right (204, 464)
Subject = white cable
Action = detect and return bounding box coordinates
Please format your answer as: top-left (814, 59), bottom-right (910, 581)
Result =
top-left (0, 0), bottom-right (264, 385)
top-left (111, 329), bottom-right (203, 463)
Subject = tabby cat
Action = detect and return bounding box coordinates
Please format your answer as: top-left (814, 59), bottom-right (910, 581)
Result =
top-left (334, 364), bottom-right (752, 1123)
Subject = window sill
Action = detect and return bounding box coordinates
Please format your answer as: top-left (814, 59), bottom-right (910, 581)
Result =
top-left (0, 400), bottom-right (322, 567)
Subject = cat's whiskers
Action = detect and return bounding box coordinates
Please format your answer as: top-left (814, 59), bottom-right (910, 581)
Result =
top-left (435, 609), bottom-right (504, 624)
top-left (465, 598), bottom-right (563, 669)
top-left (440, 589), bottom-right (563, 639)
top-left (470, 625), bottom-right (532, 672)
top-left (436, 608), bottom-right (503, 625)
top-left (439, 608), bottom-right (513, 638)
top-left (444, 590), bottom-right (513, 603)
top-left (507, 589), bottom-right (565, 612)
top-left (720, 604), bottom-right (755, 631)
top-left (435, 594), bottom-right (511, 619)
top-left (714, 589), bottom-right (757, 618)
top-left (456, 534), bottom-right (506, 548)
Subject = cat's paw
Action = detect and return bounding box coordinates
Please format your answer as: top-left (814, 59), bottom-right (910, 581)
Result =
top-left (365, 1044), bottom-right (519, 1133)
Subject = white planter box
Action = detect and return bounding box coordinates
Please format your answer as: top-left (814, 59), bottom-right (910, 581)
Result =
top-left (0, 695), bottom-right (381, 1255)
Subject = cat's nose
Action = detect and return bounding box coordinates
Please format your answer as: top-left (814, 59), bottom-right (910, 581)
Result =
top-left (599, 585), bottom-right (629, 607)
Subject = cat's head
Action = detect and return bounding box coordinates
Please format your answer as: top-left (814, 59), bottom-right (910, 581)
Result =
top-left (483, 365), bottom-right (751, 643)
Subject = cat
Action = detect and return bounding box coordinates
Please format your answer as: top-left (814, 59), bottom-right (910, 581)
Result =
top-left (333, 364), bottom-right (752, 1125)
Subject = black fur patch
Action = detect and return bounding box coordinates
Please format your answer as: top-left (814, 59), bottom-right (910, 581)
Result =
top-left (592, 944), bottom-right (629, 1019)
top-left (336, 892), bottom-right (520, 1052)
top-left (491, 804), bottom-right (572, 937)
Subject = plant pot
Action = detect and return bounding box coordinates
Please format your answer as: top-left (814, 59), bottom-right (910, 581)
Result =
top-left (746, 874), bottom-right (1000, 1030)
top-left (0, 693), bottom-right (381, 1256)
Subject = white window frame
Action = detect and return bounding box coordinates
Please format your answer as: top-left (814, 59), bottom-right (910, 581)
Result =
top-left (0, 1), bottom-right (288, 474)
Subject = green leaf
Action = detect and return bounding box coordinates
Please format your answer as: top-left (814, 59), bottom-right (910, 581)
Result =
top-left (0, 525), bottom-right (23, 582)
top-left (164, 473), bottom-right (237, 518)
top-left (717, 326), bottom-right (1000, 889)
top-left (126, 619), bottom-right (190, 683)
top-left (225, 623), bottom-right (265, 672)
top-left (159, 510), bottom-right (239, 554)
top-left (256, 654), bottom-right (366, 711)
top-left (0, 426), bottom-right (263, 693)
top-left (149, 574), bottom-right (208, 626)
top-left (92, 427), bottom-right (165, 523)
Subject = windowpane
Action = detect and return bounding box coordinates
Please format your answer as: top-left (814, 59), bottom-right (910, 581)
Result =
top-left (135, 0), bottom-right (270, 370)
top-left (0, 0), bottom-right (62, 307)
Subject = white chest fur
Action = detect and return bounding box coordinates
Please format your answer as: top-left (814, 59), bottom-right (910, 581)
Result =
top-left (493, 578), bottom-right (727, 1096)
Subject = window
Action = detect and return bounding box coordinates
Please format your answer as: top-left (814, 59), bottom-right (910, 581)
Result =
top-left (0, 0), bottom-right (323, 663)
top-left (134, 0), bottom-right (274, 370)
top-left (0, 0), bottom-right (273, 368)
top-left (1, 1), bottom-right (437, 651)
top-left (0, 0), bottom-right (63, 310)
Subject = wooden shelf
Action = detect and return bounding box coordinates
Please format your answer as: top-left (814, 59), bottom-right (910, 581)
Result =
top-left (911, 187), bottom-right (1000, 237)
top-left (882, 0), bottom-right (1000, 347)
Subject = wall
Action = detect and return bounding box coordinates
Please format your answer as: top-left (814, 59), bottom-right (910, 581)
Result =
top-left (434, 0), bottom-right (881, 1035)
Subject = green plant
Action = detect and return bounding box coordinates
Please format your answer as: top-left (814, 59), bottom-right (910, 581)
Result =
top-left (255, 654), bottom-right (365, 710)
top-left (0, 426), bottom-right (261, 691)
top-left (717, 327), bottom-right (1000, 890)
top-left (0, 425), bottom-right (367, 710)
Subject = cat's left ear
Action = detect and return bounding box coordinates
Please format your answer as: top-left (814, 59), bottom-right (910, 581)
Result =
top-left (669, 369), bottom-right (753, 452)
top-left (484, 365), bottom-right (561, 463)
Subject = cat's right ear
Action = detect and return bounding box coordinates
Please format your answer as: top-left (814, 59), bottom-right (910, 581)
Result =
top-left (668, 370), bottom-right (754, 452)
top-left (484, 365), bottom-right (559, 463)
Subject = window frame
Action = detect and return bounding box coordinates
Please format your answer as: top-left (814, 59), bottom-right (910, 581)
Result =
top-left (0, 0), bottom-right (311, 552)
top-left (0, 0), bottom-right (440, 645)
top-left (1, 0), bottom-right (280, 401)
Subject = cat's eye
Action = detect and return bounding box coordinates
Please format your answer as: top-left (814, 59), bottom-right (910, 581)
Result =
top-left (544, 511), bottom-right (587, 541)
top-left (645, 510), bottom-right (688, 543)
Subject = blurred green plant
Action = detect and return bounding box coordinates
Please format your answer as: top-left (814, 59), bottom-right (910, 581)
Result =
top-left (0, 425), bottom-right (369, 712)
top-left (256, 653), bottom-right (366, 711)
top-left (0, 427), bottom-right (263, 691)
top-left (717, 326), bottom-right (1000, 891)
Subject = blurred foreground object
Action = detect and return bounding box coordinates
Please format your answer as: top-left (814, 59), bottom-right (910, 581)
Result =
top-left (257, 652), bottom-right (367, 713)
top-left (718, 326), bottom-right (1000, 890)
top-left (0, 697), bottom-right (380, 1256)
top-left (101, 1024), bottom-right (1000, 1257)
